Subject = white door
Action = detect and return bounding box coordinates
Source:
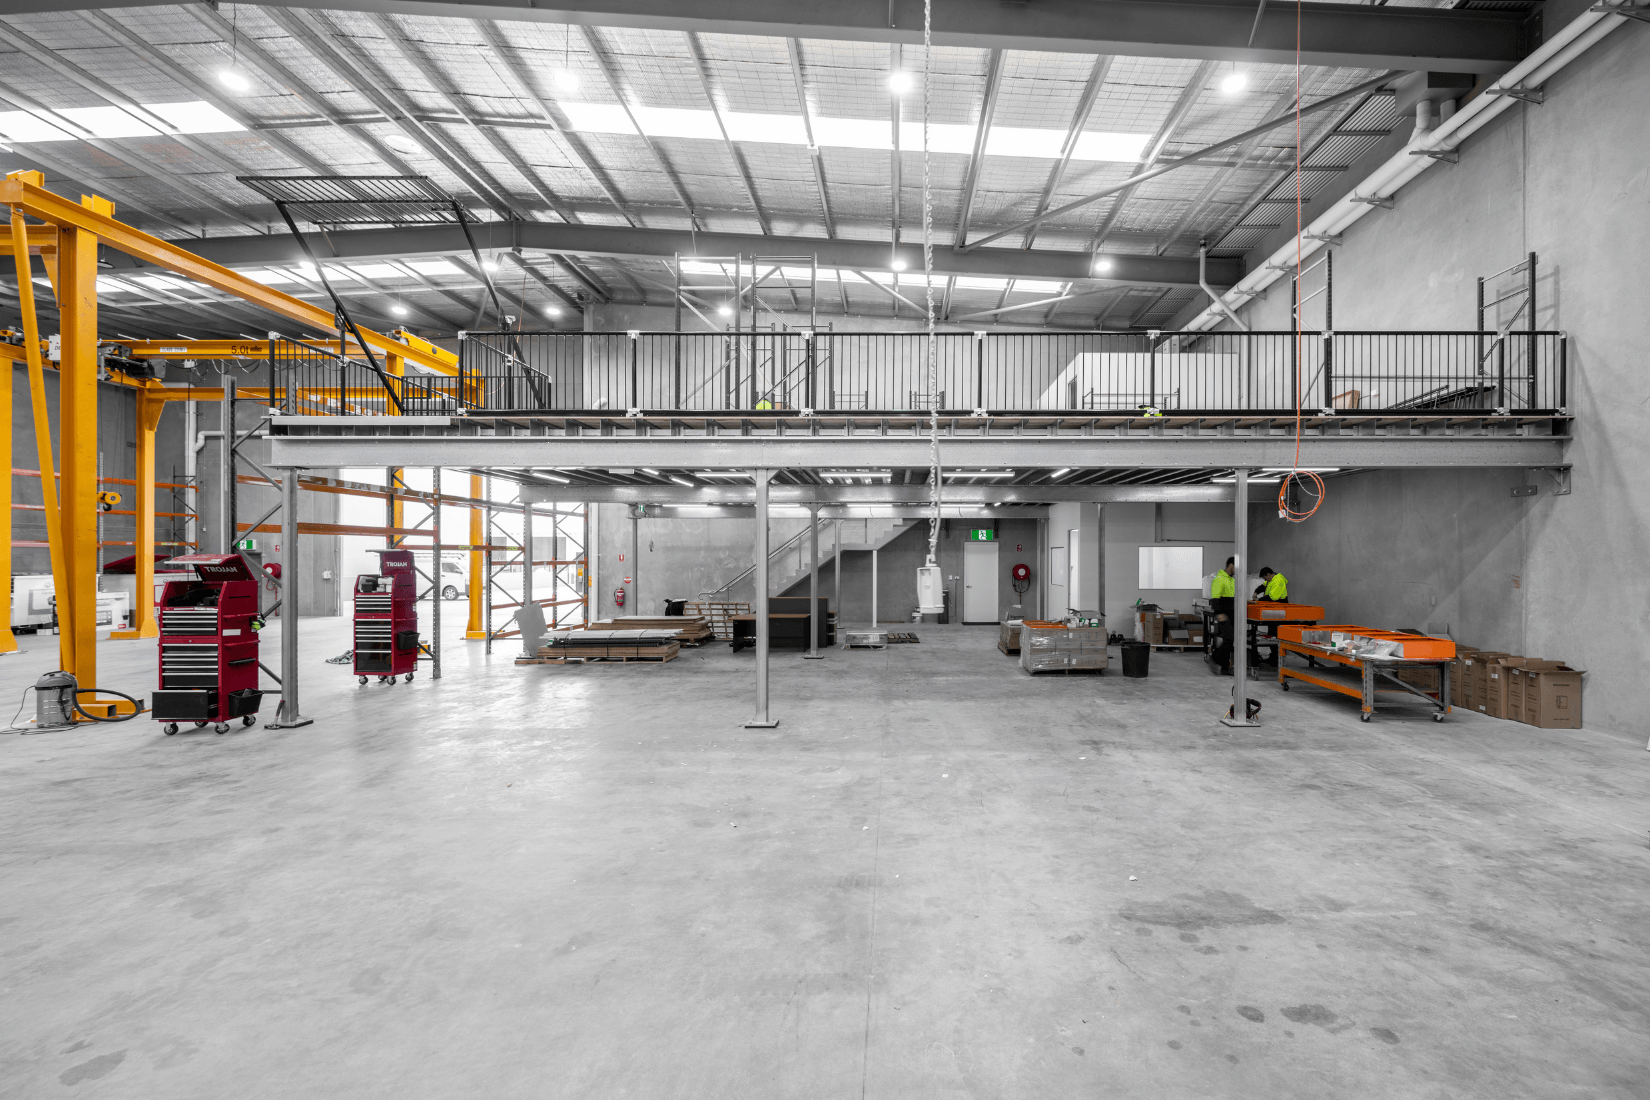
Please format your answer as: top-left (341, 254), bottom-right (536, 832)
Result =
top-left (962, 541), bottom-right (999, 623)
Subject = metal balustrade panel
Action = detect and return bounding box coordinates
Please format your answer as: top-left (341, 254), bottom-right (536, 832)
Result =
top-left (293, 331), bottom-right (1583, 417)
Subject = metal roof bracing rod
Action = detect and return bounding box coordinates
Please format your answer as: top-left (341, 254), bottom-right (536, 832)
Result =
top-left (959, 70), bottom-right (1397, 252)
top-left (251, 194), bottom-right (402, 413)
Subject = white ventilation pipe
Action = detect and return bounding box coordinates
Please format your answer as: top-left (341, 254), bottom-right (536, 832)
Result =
top-left (1185, 5), bottom-right (1630, 333)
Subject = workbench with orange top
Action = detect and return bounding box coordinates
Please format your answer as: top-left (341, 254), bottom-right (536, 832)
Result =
top-left (1275, 626), bottom-right (1456, 722)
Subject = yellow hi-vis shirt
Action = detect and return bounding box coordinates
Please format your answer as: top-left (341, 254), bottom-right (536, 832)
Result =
top-left (1265, 572), bottom-right (1288, 601)
top-left (1211, 570), bottom-right (1235, 599)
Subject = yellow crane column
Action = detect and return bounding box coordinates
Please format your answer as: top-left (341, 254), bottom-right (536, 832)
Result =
top-left (56, 194), bottom-right (107, 694)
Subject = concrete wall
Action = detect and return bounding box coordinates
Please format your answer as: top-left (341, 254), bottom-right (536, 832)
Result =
top-left (1233, 23), bottom-right (1650, 735)
top-left (592, 504), bottom-right (808, 619)
top-left (1043, 502), bottom-right (1100, 619)
top-left (784, 516), bottom-right (1043, 626)
top-left (1103, 503), bottom-right (1234, 632)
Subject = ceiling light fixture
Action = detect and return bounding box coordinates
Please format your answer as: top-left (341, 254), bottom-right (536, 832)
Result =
top-left (218, 70), bottom-right (251, 93)
top-left (717, 305), bottom-right (733, 317)
top-left (891, 258), bottom-right (908, 272)
top-left (544, 304), bottom-right (561, 316)
top-left (554, 70), bottom-right (580, 93)
top-left (669, 476), bottom-right (695, 488)
top-left (1092, 258), bottom-right (1113, 273)
top-left (384, 134), bottom-right (421, 155)
top-left (538, 473), bottom-right (572, 484)
top-left (1220, 71), bottom-right (1249, 95)
top-left (888, 71), bottom-right (913, 94)
top-left (1050, 468), bottom-right (1071, 479)
top-left (390, 305), bottom-right (408, 317)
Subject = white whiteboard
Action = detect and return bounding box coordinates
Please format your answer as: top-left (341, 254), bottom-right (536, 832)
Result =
top-left (1139, 546), bottom-right (1204, 589)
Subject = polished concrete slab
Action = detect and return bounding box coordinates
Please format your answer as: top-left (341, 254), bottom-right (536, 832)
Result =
top-left (1, 618), bottom-right (1647, 1099)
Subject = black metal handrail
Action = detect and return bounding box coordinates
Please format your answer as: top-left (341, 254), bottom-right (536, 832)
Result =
top-left (270, 331), bottom-right (1568, 416)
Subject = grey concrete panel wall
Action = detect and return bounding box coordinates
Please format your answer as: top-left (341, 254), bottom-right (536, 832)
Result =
top-left (1103, 502), bottom-right (1235, 631)
top-left (592, 503), bottom-right (807, 618)
top-left (1225, 25), bottom-right (1650, 735)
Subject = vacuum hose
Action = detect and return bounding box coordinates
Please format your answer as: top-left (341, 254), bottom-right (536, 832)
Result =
top-left (72, 686), bottom-right (145, 723)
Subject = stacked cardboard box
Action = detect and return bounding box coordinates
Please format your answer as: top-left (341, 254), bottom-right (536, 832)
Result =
top-left (1137, 610), bottom-right (1202, 646)
top-left (1509, 661), bottom-right (1585, 728)
top-left (999, 621), bottom-right (1023, 655)
top-left (1020, 622), bottom-right (1108, 673)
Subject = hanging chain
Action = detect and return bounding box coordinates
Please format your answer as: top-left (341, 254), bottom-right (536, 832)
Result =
top-left (923, 0), bottom-right (941, 566)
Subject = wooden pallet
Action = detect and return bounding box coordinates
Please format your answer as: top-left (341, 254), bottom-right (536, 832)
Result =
top-left (516, 649), bottom-right (679, 666)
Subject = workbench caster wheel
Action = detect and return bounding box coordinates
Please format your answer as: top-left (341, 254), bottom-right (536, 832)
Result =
top-left (242, 715), bottom-right (257, 727)
top-left (1432, 712), bottom-right (1445, 722)
top-left (357, 676), bottom-right (367, 685)
top-left (1359, 712), bottom-right (1372, 722)
top-left (214, 723), bottom-right (230, 735)
top-left (404, 673), bottom-right (413, 683)
top-left (1280, 681), bottom-right (1289, 691)
top-left (193, 720), bottom-right (207, 728)
top-left (163, 723), bottom-right (178, 736)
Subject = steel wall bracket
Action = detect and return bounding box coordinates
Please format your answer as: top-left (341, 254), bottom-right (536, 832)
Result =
top-left (1540, 467), bottom-right (1572, 495)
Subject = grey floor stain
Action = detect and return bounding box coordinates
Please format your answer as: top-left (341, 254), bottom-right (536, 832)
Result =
top-left (1071, 1046), bottom-right (1085, 1056)
top-left (1134, 927), bottom-right (1153, 936)
top-left (1236, 1005), bottom-right (1265, 1023)
top-left (59, 1051), bottom-right (125, 1086)
top-left (1060, 934), bottom-right (1084, 944)
top-left (1282, 1004), bottom-right (1338, 1027)
top-left (1119, 890), bottom-right (1285, 931)
top-left (553, 932), bottom-right (596, 956)
top-left (61, 1040), bottom-right (90, 1054)
top-left (350, 967), bottom-right (388, 994)
top-left (1176, 1005), bottom-right (1191, 1015)
top-left (1225, 1054), bottom-right (1240, 1064)
top-left (1166, 1040), bottom-right (1182, 1050)
top-left (1370, 1027), bottom-right (1401, 1045)
top-left (1178, 932), bottom-right (1200, 943)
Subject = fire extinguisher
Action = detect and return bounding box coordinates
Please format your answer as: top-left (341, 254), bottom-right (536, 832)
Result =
top-left (615, 586), bottom-right (626, 608)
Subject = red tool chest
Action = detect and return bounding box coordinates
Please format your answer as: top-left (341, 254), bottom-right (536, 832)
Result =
top-left (353, 549), bottom-right (421, 684)
top-left (152, 553), bottom-right (264, 735)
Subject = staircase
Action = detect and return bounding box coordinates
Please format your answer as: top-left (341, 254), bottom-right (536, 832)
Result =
top-left (700, 517), bottom-right (911, 599)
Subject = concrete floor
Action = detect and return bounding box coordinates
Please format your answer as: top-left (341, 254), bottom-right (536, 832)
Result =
top-left (2, 616), bottom-right (1647, 1099)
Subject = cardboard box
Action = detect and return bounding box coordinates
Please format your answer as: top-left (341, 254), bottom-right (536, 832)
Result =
top-left (1022, 624), bottom-right (1109, 672)
top-left (1395, 666), bottom-right (1442, 693)
top-left (1464, 651), bottom-right (1509, 706)
top-left (1478, 656), bottom-right (1523, 719)
top-left (999, 622), bottom-right (1022, 654)
top-left (1452, 647), bottom-right (1480, 708)
top-left (1510, 662), bottom-right (1585, 728)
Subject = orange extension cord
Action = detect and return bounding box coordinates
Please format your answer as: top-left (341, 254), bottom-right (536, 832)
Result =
top-left (1278, 0), bottom-right (1325, 523)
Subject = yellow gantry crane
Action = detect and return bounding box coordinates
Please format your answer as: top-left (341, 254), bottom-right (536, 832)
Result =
top-left (1, 169), bottom-right (496, 712)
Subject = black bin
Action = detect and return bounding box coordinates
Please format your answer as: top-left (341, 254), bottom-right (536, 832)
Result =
top-left (663, 599), bottom-right (687, 616)
top-left (1120, 640), bottom-right (1151, 678)
top-left (396, 630), bottom-right (421, 651)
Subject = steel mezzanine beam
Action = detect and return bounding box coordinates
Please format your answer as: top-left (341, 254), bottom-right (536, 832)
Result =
top-left (270, 433), bottom-right (1568, 470)
top-left (2, 0), bottom-right (1533, 73)
top-left (175, 222), bottom-right (1243, 289)
top-left (517, 483), bottom-right (1267, 504)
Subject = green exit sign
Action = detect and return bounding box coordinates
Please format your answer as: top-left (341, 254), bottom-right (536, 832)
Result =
top-left (236, 538), bottom-right (257, 551)
top-left (968, 529), bottom-right (995, 542)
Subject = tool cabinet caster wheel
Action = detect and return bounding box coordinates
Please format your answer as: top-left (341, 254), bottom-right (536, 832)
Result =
top-left (163, 723), bottom-right (178, 736)
top-left (358, 676), bottom-right (367, 685)
top-left (242, 715), bottom-right (257, 727)
top-left (1280, 681), bottom-right (1289, 691)
top-left (378, 676), bottom-right (389, 684)
top-left (1359, 712), bottom-right (1372, 722)
top-left (194, 720), bottom-right (207, 728)
top-left (1433, 712), bottom-right (1445, 722)
top-left (404, 673), bottom-right (413, 683)
top-left (214, 723), bottom-right (230, 735)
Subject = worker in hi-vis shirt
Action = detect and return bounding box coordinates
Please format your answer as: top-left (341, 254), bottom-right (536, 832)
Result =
top-left (1209, 556), bottom-right (1237, 676)
top-left (1255, 567), bottom-right (1288, 602)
